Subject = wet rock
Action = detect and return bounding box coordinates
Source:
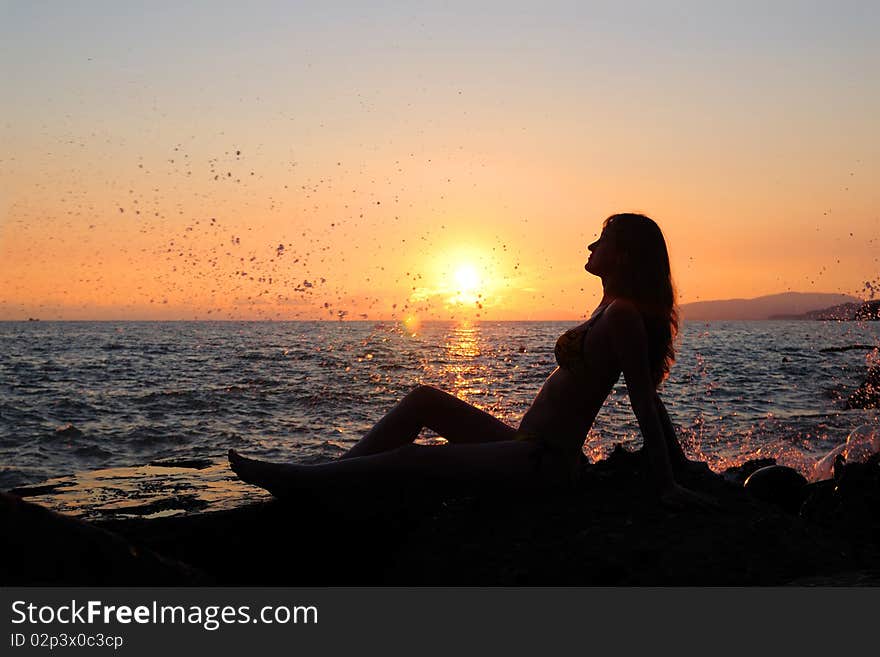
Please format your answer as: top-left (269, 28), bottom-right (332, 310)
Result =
top-left (723, 458), bottom-right (777, 486)
top-left (93, 495), bottom-right (209, 517)
top-left (800, 452), bottom-right (880, 553)
top-left (743, 465), bottom-right (808, 513)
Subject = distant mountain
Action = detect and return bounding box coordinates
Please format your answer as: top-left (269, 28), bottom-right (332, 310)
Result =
top-left (679, 292), bottom-right (861, 321)
top-left (771, 299), bottom-right (880, 321)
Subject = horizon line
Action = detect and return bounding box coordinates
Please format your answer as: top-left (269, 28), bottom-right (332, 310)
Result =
top-left (0, 317), bottom-right (854, 324)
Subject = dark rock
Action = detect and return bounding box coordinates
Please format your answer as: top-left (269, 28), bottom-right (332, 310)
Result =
top-left (743, 465), bottom-right (808, 513)
top-left (4, 446), bottom-right (879, 586)
top-left (800, 453), bottom-right (880, 554)
top-left (384, 447), bottom-right (862, 585)
top-left (723, 458), bottom-right (777, 486)
top-left (0, 492), bottom-right (210, 585)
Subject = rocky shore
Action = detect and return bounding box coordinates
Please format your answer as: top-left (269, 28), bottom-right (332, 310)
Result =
top-left (3, 446), bottom-right (879, 586)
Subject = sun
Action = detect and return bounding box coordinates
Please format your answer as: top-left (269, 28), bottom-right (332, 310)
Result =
top-left (454, 264), bottom-right (480, 294)
top-left (449, 262), bottom-right (485, 306)
top-left (409, 245), bottom-right (500, 316)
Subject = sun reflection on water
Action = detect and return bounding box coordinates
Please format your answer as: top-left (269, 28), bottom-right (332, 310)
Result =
top-left (440, 321), bottom-right (486, 402)
top-left (444, 321), bottom-right (481, 359)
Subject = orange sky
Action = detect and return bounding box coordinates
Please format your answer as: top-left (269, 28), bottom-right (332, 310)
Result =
top-left (1, 3), bottom-right (878, 321)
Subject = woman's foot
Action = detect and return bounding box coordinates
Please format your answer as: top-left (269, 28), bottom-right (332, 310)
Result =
top-left (228, 449), bottom-right (298, 498)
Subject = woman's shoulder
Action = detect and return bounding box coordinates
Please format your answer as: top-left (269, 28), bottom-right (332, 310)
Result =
top-left (601, 299), bottom-right (648, 334)
top-left (603, 298), bottom-right (640, 320)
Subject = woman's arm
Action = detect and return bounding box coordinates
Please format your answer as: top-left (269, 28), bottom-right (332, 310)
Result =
top-left (656, 394), bottom-right (713, 479)
top-left (606, 301), bottom-right (716, 508)
top-left (655, 393), bottom-right (687, 467)
top-left (605, 301), bottom-right (675, 491)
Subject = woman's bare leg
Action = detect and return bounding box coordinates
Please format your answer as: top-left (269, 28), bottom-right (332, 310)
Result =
top-left (229, 440), bottom-right (538, 499)
top-left (341, 385), bottom-right (516, 459)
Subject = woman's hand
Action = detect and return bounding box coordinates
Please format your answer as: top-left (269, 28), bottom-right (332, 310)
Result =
top-left (659, 483), bottom-right (720, 511)
top-left (673, 458), bottom-right (713, 479)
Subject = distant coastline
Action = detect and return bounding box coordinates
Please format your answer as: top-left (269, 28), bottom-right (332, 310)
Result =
top-left (679, 292), bottom-right (866, 321)
top-left (769, 299), bottom-right (880, 321)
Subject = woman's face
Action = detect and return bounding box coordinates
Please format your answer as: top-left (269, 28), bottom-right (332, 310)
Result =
top-left (585, 228), bottom-right (618, 277)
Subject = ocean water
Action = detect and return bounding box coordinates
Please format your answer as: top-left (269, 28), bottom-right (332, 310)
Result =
top-left (1, 320), bottom-right (879, 514)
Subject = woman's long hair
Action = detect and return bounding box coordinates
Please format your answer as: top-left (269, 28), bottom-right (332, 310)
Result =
top-left (603, 213), bottom-right (678, 387)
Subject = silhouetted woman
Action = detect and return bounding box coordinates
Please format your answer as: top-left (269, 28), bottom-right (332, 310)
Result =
top-left (230, 213), bottom-right (711, 508)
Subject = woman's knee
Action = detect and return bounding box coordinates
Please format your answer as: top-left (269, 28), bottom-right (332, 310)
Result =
top-left (406, 385), bottom-right (442, 406)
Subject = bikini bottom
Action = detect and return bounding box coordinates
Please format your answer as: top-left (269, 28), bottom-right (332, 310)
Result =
top-left (514, 430), bottom-right (582, 485)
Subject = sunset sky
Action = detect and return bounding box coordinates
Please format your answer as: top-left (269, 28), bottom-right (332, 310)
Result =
top-left (1, 1), bottom-right (878, 320)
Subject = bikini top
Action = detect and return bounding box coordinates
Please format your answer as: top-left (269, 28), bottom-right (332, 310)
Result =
top-left (554, 304), bottom-right (610, 375)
